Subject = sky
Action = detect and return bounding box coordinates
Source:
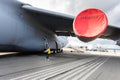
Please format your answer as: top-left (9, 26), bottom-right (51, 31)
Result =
top-left (20, 0), bottom-right (120, 26)
top-left (20, 0), bottom-right (120, 49)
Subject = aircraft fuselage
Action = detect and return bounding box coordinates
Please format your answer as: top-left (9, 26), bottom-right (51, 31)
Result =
top-left (0, 0), bottom-right (68, 52)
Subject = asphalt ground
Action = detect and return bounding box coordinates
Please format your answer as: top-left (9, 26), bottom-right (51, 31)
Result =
top-left (0, 50), bottom-right (119, 80)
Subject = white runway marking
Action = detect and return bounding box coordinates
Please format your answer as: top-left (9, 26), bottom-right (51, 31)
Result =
top-left (10, 57), bottom-right (107, 80)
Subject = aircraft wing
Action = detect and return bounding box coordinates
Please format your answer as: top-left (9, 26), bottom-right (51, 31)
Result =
top-left (100, 25), bottom-right (120, 40)
top-left (22, 5), bottom-right (75, 36)
top-left (22, 4), bottom-right (120, 41)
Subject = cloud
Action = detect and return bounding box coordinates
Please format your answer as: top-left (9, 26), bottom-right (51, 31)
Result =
top-left (21, 0), bottom-right (120, 26)
top-left (107, 3), bottom-right (120, 26)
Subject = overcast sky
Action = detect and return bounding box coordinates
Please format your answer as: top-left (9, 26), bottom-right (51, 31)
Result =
top-left (20, 0), bottom-right (120, 26)
top-left (20, 0), bottom-right (120, 49)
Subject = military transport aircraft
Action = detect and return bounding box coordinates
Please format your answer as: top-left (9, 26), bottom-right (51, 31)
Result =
top-left (0, 0), bottom-right (120, 52)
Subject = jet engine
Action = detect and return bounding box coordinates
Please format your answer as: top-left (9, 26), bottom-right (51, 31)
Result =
top-left (73, 8), bottom-right (108, 42)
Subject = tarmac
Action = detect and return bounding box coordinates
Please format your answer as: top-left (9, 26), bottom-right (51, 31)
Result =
top-left (0, 48), bottom-right (119, 80)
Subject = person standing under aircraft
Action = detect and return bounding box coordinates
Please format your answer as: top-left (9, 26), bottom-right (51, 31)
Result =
top-left (46, 47), bottom-right (51, 60)
top-left (45, 41), bottom-right (51, 61)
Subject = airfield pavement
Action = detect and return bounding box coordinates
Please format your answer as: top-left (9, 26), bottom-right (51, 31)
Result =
top-left (0, 48), bottom-right (119, 80)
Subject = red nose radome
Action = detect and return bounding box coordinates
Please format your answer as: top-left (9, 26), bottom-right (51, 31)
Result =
top-left (73, 8), bottom-right (108, 38)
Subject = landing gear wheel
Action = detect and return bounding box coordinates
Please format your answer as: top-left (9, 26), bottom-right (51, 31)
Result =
top-left (60, 49), bottom-right (63, 53)
top-left (53, 49), bottom-right (57, 54)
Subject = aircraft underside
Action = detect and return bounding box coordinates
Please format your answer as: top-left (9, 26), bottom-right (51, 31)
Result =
top-left (0, 0), bottom-right (67, 52)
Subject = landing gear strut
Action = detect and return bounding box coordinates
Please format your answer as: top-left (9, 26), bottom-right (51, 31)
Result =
top-left (53, 49), bottom-right (63, 53)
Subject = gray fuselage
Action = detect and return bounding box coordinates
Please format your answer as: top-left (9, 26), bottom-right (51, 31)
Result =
top-left (0, 0), bottom-right (68, 52)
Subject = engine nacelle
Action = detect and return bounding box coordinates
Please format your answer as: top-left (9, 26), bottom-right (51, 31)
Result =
top-left (73, 8), bottom-right (108, 42)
